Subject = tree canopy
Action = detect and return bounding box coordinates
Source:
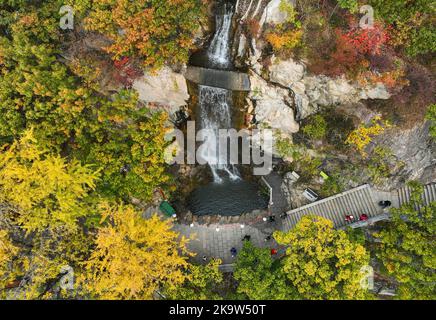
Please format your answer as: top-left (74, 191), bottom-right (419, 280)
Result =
top-left (374, 181), bottom-right (436, 300)
top-left (274, 216), bottom-right (372, 300)
top-left (80, 203), bottom-right (192, 300)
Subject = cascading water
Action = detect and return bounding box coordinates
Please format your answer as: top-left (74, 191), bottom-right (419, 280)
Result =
top-left (207, 2), bottom-right (234, 69)
top-left (197, 2), bottom-right (240, 183)
top-left (198, 85), bottom-right (240, 183)
top-left (187, 0), bottom-right (268, 215)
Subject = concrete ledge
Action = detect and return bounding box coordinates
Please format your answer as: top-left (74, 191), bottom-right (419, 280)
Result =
top-left (185, 66), bottom-right (251, 91)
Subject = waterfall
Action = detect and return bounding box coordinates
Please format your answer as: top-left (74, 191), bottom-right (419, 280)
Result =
top-left (207, 2), bottom-right (234, 69)
top-left (187, 2), bottom-right (269, 216)
top-left (196, 1), bottom-right (241, 183)
top-left (198, 85), bottom-right (241, 183)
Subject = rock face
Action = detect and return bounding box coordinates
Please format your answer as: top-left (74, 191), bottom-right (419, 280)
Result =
top-left (374, 121), bottom-right (436, 189)
top-left (260, 0), bottom-right (295, 25)
top-left (255, 100), bottom-right (300, 134)
top-left (133, 66), bottom-right (189, 114)
top-left (248, 71), bottom-right (299, 135)
top-left (267, 57), bottom-right (391, 120)
top-left (269, 58), bottom-right (305, 85)
top-left (281, 172), bottom-right (312, 209)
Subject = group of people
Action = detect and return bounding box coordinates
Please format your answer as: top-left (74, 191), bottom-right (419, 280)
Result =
top-left (345, 200), bottom-right (392, 223)
top-left (228, 234), bottom-right (278, 258)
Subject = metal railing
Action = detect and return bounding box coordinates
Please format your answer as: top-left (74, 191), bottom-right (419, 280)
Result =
top-left (261, 176), bottom-right (273, 208)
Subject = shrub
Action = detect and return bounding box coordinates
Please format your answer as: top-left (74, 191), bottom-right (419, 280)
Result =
top-left (342, 22), bottom-right (390, 56)
top-left (302, 114), bottom-right (328, 140)
top-left (265, 29), bottom-right (303, 52)
top-left (425, 104), bottom-right (436, 139)
top-left (84, 0), bottom-right (207, 70)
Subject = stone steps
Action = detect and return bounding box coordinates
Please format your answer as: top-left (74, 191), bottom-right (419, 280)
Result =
top-left (283, 185), bottom-right (381, 230)
top-left (397, 183), bottom-right (436, 209)
top-left (283, 183), bottom-right (436, 232)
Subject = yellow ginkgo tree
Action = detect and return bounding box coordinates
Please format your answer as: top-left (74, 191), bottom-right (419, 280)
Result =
top-left (0, 129), bottom-right (99, 233)
top-left (80, 203), bottom-right (192, 300)
top-left (0, 129), bottom-right (99, 298)
top-left (346, 116), bottom-right (391, 157)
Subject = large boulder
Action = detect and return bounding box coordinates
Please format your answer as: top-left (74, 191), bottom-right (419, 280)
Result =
top-left (133, 66), bottom-right (189, 114)
top-left (269, 57), bottom-right (305, 86)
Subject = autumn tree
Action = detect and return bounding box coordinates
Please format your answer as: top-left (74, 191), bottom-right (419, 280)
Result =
top-left (274, 216), bottom-right (372, 300)
top-left (164, 259), bottom-right (224, 300)
top-left (374, 181), bottom-right (436, 300)
top-left (346, 116), bottom-right (391, 157)
top-left (0, 2), bottom-right (173, 202)
top-left (83, 0), bottom-right (207, 69)
top-left (0, 223), bottom-right (93, 299)
top-left (80, 203), bottom-right (191, 300)
top-left (342, 22), bottom-right (390, 56)
top-left (0, 130), bottom-right (97, 299)
top-left (369, 0), bottom-right (435, 56)
top-left (234, 241), bottom-right (296, 300)
top-left (0, 129), bottom-right (99, 233)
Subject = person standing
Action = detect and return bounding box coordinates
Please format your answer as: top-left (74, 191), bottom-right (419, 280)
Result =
top-left (230, 247), bottom-right (237, 258)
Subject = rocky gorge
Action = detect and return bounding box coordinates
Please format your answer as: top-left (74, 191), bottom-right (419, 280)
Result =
top-left (129, 0), bottom-right (434, 215)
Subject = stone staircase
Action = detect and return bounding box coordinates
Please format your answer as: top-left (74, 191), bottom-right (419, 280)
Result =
top-left (283, 184), bottom-right (380, 230)
top-left (282, 182), bottom-right (436, 232)
top-left (397, 183), bottom-right (436, 208)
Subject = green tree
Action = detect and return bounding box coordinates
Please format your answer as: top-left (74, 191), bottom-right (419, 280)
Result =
top-left (374, 181), bottom-right (436, 300)
top-left (234, 241), bottom-right (296, 300)
top-left (425, 104), bottom-right (436, 139)
top-left (274, 216), bottom-right (372, 300)
top-left (0, 2), bottom-right (173, 202)
top-left (165, 259), bottom-right (224, 300)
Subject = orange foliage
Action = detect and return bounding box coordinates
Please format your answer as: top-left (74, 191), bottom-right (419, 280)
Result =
top-left (85, 0), bottom-right (206, 69)
top-left (265, 29), bottom-right (303, 51)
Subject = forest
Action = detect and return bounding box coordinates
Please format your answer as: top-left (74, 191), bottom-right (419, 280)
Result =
top-left (0, 0), bottom-right (434, 301)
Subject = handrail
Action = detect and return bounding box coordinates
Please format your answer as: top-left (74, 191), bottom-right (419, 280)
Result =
top-left (261, 176), bottom-right (273, 207)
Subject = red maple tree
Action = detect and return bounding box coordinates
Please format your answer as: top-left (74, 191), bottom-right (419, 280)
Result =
top-left (342, 23), bottom-right (390, 56)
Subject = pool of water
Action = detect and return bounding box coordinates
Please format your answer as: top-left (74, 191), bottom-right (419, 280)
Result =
top-left (187, 179), bottom-right (269, 216)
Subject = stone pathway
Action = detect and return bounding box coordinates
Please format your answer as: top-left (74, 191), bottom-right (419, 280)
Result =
top-left (264, 172), bottom-right (289, 215)
top-left (174, 223), bottom-right (276, 265)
